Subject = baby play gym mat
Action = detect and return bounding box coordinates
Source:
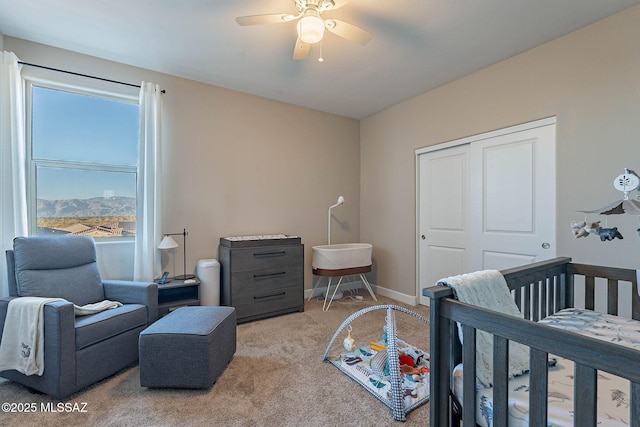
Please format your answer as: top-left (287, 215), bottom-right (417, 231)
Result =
top-left (323, 305), bottom-right (430, 422)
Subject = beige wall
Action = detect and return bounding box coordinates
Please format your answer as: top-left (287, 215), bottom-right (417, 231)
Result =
top-left (5, 4), bottom-right (640, 301)
top-left (361, 5), bottom-right (640, 299)
top-left (5, 37), bottom-right (361, 289)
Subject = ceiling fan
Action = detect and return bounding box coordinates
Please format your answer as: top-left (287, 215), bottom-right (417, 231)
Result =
top-left (236, 0), bottom-right (373, 60)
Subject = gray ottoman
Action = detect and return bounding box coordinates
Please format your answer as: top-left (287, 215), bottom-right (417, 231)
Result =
top-left (139, 306), bottom-right (236, 388)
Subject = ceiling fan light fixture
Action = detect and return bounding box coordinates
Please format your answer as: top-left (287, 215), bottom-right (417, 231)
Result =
top-left (297, 12), bottom-right (325, 44)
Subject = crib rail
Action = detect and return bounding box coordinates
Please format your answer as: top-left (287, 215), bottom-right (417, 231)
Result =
top-left (567, 262), bottom-right (640, 320)
top-left (448, 300), bottom-right (640, 427)
top-left (501, 257), bottom-right (572, 321)
top-left (423, 257), bottom-right (640, 427)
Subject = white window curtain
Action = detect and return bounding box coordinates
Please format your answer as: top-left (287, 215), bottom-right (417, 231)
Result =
top-left (0, 52), bottom-right (28, 297)
top-left (133, 82), bottom-right (162, 282)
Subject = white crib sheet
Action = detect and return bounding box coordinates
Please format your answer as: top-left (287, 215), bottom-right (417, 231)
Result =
top-left (453, 308), bottom-right (639, 427)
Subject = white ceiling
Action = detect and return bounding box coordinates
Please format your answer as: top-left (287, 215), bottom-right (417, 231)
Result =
top-left (1, 0), bottom-right (639, 119)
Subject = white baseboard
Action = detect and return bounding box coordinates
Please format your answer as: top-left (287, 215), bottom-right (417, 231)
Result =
top-left (374, 285), bottom-right (419, 306)
top-left (305, 279), bottom-right (419, 306)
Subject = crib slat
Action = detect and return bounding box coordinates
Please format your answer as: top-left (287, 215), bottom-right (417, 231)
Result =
top-left (632, 382), bottom-right (639, 426)
top-left (462, 325), bottom-right (476, 427)
top-left (425, 285), bottom-right (453, 427)
top-left (446, 320), bottom-right (458, 426)
top-left (523, 284), bottom-right (531, 319)
top-left (493, 336), bottom-right (509, 427)
top-left (529, 348), bottom-right (548, 427)
top-left (574, 363), bottom-right (597, 426)
top-left (542, 277), bottom-right (555, 318)
top-left (533, 279), bottom-right (541, 321)
top-left (633, 282), bottom-right (640, 321)
top-left (555, 273), bottom-right (563, 312)
top-left (585, 276), bottom-right (595, 310)
top-left (566, 271), bottom-right (575, 309)
top-left (607, 278), bottom-right (618, 316)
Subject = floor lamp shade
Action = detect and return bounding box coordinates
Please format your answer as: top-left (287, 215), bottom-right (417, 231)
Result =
top-left (158, 229), bottom-right (195, 280)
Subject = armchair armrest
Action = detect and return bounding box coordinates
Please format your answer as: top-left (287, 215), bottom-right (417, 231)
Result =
top-left (0, 298), bottom-right (75, 349)
top-left (102, 280), bottom-right (158, 324)
top-left (0, 298), bottom-right (77, 398)
top-left (0, 297), bottom-right (15, 337)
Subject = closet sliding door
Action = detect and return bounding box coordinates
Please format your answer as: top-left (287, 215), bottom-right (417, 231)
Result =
top-left (417, 118), bottom-right (556, 306)
top-left (417, 144), bottom-right (470, 306)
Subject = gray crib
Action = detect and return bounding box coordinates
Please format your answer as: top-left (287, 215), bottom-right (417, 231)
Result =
top-left (423, 256), bottom-right (640, 427)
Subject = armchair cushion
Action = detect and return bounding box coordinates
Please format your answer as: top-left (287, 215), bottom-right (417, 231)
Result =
top-left (12, 236), bottom-right (104, 306)
top-left (103, 280), bottom-right (158, 324)
top-left (75, 304), bottom-right (147, 350)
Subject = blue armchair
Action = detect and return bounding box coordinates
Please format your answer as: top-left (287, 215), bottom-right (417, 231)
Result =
top-left (0, 235), bottom-right (158, 398)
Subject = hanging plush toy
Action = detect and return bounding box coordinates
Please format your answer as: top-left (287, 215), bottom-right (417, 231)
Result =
top-left (584, 221), bottom-right (601, 236)
top-left (343, 325), bottom-right (356, 352)
top-left (584, 220), bottom-right (624, 241)
top-left (571, 221), bottom-right (590, 238)
top-left (596, 227), bottom-right (624, 241)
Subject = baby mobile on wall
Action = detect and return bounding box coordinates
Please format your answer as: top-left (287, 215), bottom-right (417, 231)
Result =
top-left (571, 168), bottom-right (640, 241)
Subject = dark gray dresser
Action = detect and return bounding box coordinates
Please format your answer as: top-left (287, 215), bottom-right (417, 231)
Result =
top-left (218, 235), bottom-right (304, 323)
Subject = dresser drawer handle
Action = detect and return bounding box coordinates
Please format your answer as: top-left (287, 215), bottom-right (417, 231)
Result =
top-left (253, 272), bottom-right (286, 279)
top-left (254, 291), bottom-right (286, 300)
top-left (253, 251), bottom-right (286, 258)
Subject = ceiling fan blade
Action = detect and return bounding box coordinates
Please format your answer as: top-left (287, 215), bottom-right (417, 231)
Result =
top-left (293, 38), bottom-right (311, 60)
top-left (319, 0), bottom-right (350, 11)
top-left (324, 19), bottom-right (372, 45)
top-left (236, 13), bottom-right (297, 26)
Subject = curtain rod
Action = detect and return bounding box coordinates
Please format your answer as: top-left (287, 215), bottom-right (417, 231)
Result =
top-left (18, 61), bottom-right (166, 93)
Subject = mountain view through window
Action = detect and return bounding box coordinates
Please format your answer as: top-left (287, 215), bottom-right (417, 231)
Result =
top-left (30, 85), bottom-right (139, 238)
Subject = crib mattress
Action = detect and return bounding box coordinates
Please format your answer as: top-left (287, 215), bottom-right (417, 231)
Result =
top-left (453, 308), bottom-right (639, 427)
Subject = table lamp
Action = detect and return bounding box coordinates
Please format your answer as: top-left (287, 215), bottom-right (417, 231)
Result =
top-left (158, 228), bottom-right (195, 280)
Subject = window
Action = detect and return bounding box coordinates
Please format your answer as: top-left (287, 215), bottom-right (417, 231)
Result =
top-left (27, 83), bottom-right (140, 239)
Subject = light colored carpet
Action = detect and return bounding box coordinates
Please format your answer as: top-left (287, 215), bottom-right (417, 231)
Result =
top-left (0, 291), bottom-right (431, 426)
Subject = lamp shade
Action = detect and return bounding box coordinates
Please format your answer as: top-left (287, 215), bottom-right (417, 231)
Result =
top-left (297, 14), bottom-right (325, 44)
top-left (158, 236), bottom-right (179, 250)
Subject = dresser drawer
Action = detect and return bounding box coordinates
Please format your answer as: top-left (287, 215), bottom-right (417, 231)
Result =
top-left (226, 245), bottom-right (303, 272)
top-left (233, 283), bottom-right (303, 321)
top-left (230, 266), bottom-right (302, 297)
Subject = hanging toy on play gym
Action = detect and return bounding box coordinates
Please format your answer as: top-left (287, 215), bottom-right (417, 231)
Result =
top-left (343, 325), bottom-right (356, 352)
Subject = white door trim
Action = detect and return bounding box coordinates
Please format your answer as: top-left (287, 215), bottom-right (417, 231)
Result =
top-left (414, 116), bottom-right (556, 156)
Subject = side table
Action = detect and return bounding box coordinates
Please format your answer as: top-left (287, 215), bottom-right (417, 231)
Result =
top-left (158, 278), bottom-right (200, 316)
